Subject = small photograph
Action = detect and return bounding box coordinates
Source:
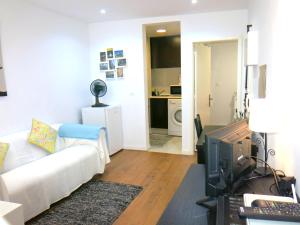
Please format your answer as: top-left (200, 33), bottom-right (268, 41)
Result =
top-left (105, 71), bottom-right (115, 79)
top-left (107, 48), bottom-right (114, 58)
top-left (117, 68), bottom-right (124, 78)
top-left (0, 72), bottom-right (7, 96)
top-left (109, 59), bottom-right (115, 70)
top-left (0, 68), bottom-right (7, 97)
top-left (114, 50), bottom-right (124, 58)
top-left (100, 52), bottom-right (106, 62)
top-left (99, 63), bottom-right (108, 71)
top-left (117, 58), bottom-right (127, 67)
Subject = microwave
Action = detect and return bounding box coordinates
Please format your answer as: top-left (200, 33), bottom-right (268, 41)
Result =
top-left (170, 85), bottom-right (181, 95)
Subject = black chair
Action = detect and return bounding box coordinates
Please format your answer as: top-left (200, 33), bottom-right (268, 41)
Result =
top-left (194, 114), bottom-right (203, 138)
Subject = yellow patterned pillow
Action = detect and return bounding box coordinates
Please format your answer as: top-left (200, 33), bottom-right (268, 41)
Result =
top-left (0, 142), bottom-right (9, 168)
top-left (28, 119), bottom-right (57, 153)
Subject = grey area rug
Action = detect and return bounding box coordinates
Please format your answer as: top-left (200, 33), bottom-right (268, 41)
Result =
top-left (26, 180), bottom-right (143, 225)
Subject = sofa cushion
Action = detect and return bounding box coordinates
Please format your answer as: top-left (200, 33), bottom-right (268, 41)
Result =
top-left (58, 124), bottom-right (103, 140)
top-left (0, 143), bottom-right (9, 168)
top-left (28, 119), bottom-right (57, 153)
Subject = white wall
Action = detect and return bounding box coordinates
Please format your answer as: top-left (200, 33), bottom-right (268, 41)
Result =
top-left (151, 68), bottom-right (181, 94)
top-left (89, 10), bottom-right (248, 152)
top-left (0, 0), bottom-right (90, 136)
top-left (248, 0), bottom-right (300, 193)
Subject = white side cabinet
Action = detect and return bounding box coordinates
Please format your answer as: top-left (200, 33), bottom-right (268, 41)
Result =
top-left (81, 105), bottom-right (123, 155)
top-left (0, 201), bottom-right (24, 225)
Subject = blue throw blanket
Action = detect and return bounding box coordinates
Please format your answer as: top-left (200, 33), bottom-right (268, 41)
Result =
top-left (58, 124), bottom-right (105, 140)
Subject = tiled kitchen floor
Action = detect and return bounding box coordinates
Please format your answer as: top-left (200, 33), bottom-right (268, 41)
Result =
top-left (148, 133), bottom-right (182, 155)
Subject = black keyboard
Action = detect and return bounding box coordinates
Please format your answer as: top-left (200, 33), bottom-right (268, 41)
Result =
top-left (238, 201), bottom-right (300, 222)
top-left (216, 195), bottom-right (246, 225)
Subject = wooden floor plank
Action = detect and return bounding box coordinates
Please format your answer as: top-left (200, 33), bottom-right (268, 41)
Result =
top-left (95, 150), bottom-right (197, 225)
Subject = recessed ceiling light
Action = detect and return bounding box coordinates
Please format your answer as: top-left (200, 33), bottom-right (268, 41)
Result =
top-left (100, 9), bottom-right (106, 14)
top-left (156, 29), bottom-right (167, 33)
top-left (192, 0), bottom-right (198, 4)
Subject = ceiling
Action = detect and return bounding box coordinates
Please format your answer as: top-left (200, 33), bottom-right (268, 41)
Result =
top-left (145, 22), bottom-right (180, 37)
top-left (25, 0), bottom-right (249, 23)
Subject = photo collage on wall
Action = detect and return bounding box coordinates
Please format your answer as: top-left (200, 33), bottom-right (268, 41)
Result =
top-left (99, 48), bottom-right (127, 79)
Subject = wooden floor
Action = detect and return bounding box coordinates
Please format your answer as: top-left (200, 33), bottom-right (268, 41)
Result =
top-left (95, 150), bottom-right (197, 225)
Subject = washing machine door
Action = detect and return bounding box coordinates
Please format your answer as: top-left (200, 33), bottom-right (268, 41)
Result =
top-left (172, 108), bottom-right (182, 125)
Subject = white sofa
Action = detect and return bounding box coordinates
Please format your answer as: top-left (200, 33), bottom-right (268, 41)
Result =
top-left (0, 125), bottom-right (110, 222)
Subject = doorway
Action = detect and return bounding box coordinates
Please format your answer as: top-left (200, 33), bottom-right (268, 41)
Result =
top-left (144, 21), bottom-right (182, 154)
top-left (194, 39), bottom-right (240, 127)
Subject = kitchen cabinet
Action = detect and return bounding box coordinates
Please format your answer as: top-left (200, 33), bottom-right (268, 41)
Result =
top-left (150, 98), bottom-right (168, 129)
top-left (150, 35), bottom-right (181, 68)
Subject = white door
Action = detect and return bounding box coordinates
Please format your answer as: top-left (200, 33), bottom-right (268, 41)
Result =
top-left (194, 43), bottom-right (211, 126)
top-left (209, 41), bottom-right (238, 125)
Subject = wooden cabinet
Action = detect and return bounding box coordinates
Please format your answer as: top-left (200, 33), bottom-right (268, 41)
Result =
top-left (150, 35), bottom-right (181, 68)
top-left (150, 98), bottom-right (168, 129)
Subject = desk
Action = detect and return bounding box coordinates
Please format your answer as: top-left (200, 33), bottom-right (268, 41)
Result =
top-left (196, 125), bottom-right (224, 164)
top-left (158, 164), bottom-right (278, 225)
top-left (157, 164), bottom-right (215, 225)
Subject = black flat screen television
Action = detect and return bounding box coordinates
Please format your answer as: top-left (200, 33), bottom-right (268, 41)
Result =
top-left (204, 119), bottom-right (256, 197)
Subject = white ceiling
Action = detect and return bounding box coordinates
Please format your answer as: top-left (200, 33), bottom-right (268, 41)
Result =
top-left (145, 22), bottom-right (180, 37)
top-left (25, 0), bottom-right (249, 23)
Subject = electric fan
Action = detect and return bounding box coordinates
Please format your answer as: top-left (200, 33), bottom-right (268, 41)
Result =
top-left (90, 79), bottom-right (108, 107)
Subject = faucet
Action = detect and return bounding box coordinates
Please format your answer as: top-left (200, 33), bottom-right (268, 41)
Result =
top-left (152, 89), bottom-right (166, 96)
top-left (158, 90), bottom-right (165, 96)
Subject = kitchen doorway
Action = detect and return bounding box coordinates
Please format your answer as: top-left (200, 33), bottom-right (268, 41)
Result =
top-left (143, 21), bottom-right (182, 154)
top-left (194, 39), bottom-right (243, 128)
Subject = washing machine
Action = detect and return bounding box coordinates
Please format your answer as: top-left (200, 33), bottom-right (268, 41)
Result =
top-left (168, 99), bottom-right (182, 136)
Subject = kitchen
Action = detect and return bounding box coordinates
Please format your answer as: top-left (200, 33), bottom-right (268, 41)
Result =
top-left (145, 22), bottom-right (182, 154)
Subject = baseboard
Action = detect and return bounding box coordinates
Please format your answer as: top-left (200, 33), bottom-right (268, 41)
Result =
top-left (123, 146), bottom-right (194, 155)
top-left (181, 149), bottom-right (195, 156)
top-left (123, 145), bottom-right (148, 151)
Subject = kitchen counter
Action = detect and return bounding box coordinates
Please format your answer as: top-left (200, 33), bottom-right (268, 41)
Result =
top-left (149, 95), bottom-right (181, 99)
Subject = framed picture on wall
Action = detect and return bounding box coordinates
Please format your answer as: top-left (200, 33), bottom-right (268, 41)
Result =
top-left (105, 70), bottom-right (115, 79)
top-left (100, 52), bottom-right (106, 62)
top-left (109, 59), bottom-right (115, 70)
top-left (117, 58), bottom-right (127, 67)
top-left (0, 66), bottom-right (7, 96)
top-left (100, 63), bottom-right (108, 71)
top-left (0, 39), bottom-right (7, 96)
top-left (259, 65), bottom-right (267, 98)
top-left (107, 48), bottom-right (114, 58)
top-left (117, 67), bottom-right (124, 78)
top-left (114, 50), bottom-right (124, 58)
